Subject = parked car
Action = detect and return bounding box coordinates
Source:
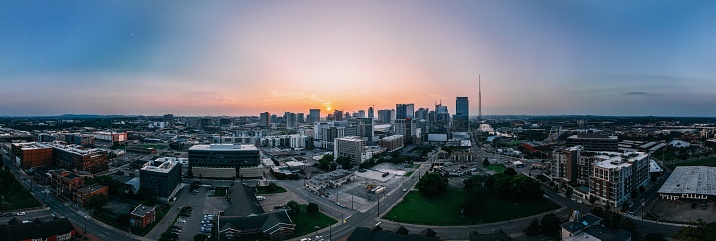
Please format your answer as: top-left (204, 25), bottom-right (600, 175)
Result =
top-left (702, 203), bottom-right (708, 210)
top-left (256, 196), bottom-right (266, 201)
top-left (15, 212), bottom-right (25, 216)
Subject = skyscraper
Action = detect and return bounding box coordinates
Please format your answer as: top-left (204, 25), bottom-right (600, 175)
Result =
top-left (296, 113), bottom-right (305, 123)
top-left (334, 110), bottom-right (344, 121)
top-left (357, 110), bottom-right (366, 118)
top-left (259, 112), bottom-right (270, 128)
top-left (368, 106), bottom-right (374, 118)
top-left (284, 112), bottom-right (297, 129)
top-left (378, 109), bottom-right (392, 124)
top-left (395, 104), bottom-right (415, 119)
top-left (309, 109), bottom-right (321, 123)
top-left (453, 97), bottom-right (469, 131)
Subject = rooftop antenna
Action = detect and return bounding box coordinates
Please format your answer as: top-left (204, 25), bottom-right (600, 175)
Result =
top-left (478, 75), bottom-right (482, 131)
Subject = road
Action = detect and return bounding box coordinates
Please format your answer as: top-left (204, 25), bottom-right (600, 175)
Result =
top-left (1, 149), bottom-right (146, 241)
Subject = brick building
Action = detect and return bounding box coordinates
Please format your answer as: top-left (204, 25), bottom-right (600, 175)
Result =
top-left (75, 183), bottom-right (108, 206)
top-left (49, 169), bottom-right (85, 201)
top-left (130, 204), bottom-right (156, 228)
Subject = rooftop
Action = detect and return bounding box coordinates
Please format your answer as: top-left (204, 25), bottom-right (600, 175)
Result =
top-left (189, 144), bottom-right (258, 151)
top-left (77, 183), bottom-right (106, 194)
top-left (592, 151), bottom-right (649, 169)
top-left (659, 166), bottom-right (716, 196)
top-left (131, 204), bottom-right (156, 217)
top-left (314, 169), bottom-right (354, 181)
top-left (141, 158), bottom-right (179, 173)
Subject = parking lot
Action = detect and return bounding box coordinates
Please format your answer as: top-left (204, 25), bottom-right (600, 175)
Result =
top-left (649, 199), bottom-right (716, 223)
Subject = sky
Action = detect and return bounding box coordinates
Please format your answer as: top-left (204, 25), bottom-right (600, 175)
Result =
top-left (1, 1), bottom-right (716, 117)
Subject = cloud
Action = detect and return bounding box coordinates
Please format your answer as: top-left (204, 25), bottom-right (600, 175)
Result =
top-left (624, 91), bottom-right (663, 96)
top-left (267, 90), bottom-right (333, 107)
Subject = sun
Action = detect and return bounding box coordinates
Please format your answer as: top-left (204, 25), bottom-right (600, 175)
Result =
top-left (326, 107), bottom-right (332, 111)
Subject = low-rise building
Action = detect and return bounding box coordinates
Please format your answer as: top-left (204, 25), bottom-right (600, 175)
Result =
top-left (380, 135), bottom-right (404, 152)
top-left (49, 169), bottom-right (85, 201)
top-left (0, 217), bottom-right (76, 241)
top-left (130, 204), bottom-right (157, 228)
top-left (307, 169), bottom-right (356, 192)
top-left (75, 183), bottom-right (108, 206)
top-left (140, 157), bottom-right (182, 200)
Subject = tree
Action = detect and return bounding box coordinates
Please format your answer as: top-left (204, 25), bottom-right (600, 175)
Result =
top-left (318, 154), bottom-right (337, 171)
top-left (504, 167), bottom-right (518, 177)
top-left (286, 201), bottom-right (301, 214)
top-left (565, 187), bottom-right (573, 198)
top-left (482, 157), bottom-right (490, 167)
top-left (193, 234), bottom-right (208, 241)
top-left (416, 172), bottom-right (448, 196)
top-left (621, 219), bottom-right (636, 232)
top-left (336, 156), bottom-right (353, 169)
top-left (524, 218), bottom-right (542, 236)
top-left (645, 233), bottom-right (665, 241)
top-left (540, 213), bottom-right (561, 236)
top-left (307, 203), bottom-right (319, 213)
top-left (84, 195), bottom-right (108, 213)
top-left (589, 195), bottom-right (598, 205)
top-left (267, 182), bottom-right (278, 192)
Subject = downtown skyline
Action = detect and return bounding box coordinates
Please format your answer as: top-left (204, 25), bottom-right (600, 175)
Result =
top-left (2, 1), bottom-right (716, 117)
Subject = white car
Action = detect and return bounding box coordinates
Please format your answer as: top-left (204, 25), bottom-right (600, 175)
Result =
top-left (256, 196), bottom-right (266, 201)
top-left (15, 212), bottom-right (26, 216)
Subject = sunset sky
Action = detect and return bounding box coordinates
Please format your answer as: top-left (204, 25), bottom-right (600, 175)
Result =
top-left (2, 1), bottom-right (716, 117)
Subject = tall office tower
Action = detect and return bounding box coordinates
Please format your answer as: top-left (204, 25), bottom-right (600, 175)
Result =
top-left (395, 104), bottom-right (415, 119)
top-left (284, 112), bottom-right (297, 129)
top-left (453, 97), bottom-right (469, 132)
top-left (259, 112), bottom-right (270, 128)
top-left (309, 109), bottom-right (321, 123)
top-left (433, 103), bottom-right (450, 134)
top-left (334, 110), bottom-right (344, 121)
top-left (415, 108), bottom-right (429, 120)
top-left (368, 107), bottom-right (374, 118)
top-left (393, 118), bottom-right (417, 144)
top-left (297, 113), bottom-right (305, 123)
top-left (428, 110), bottom-right (436, 122)
top-left (378, 109), bottom-right (392, 124)
top-left (313, 122), bottom-right (334, 140)
top-left (357, 110), bottom-right (366, 118)
top-left (391, 109), bottom-right (396, 120)
top-left (344, 112), bottom-right (350, 120)
top-left (270, 114), bottom-right (278, 124)
top-left (355, 118), bottom-right (374, 138)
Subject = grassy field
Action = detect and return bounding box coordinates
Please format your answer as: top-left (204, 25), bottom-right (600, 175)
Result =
top-left (408, 164), bottom-right (421, 169)
top-left (487, 164), bottom-right (506, 173)
top-left (257, 186), bottom-right (287, 194)
top-left (0, 169), bottom-right (41, 211)
top-left (289, 205), bottom-right (337, 238)
top-left (404, 171), bottom-right (414, 177)
top-left (384, 190), bottom-right (560, 225)
top-left (667, 157), bottom-right (716, 170)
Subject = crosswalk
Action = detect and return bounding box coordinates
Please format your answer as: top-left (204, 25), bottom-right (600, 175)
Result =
top-left (622, 212), bottom-right (639, 220)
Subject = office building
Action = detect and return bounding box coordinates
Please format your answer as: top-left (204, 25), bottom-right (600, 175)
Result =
top-left (284, 112), bottom-right (297, 129)
top-left (334, 136), bottom-right (366, 164)
top-left (188, 144), bottom-right (261, 179)
top-left (355, 117), bottom-right (374, 139)
top-left (566, 133), bottom-right (619, 151)
top-left (393, 119), bottom-right (417, 144)
top-left (309, 109), bottom-right (321, 123)
top-left (313, 122), bottom-right (334, 140)
top-left (415, 107), bottom-right (429, 120)
top-left (11, 142), bottom-right (53, 169)
top-left (357, 110), bottom-right (366, 118)
top-left (259, 112), bottom-right (270, 128)
top-left (163, 114), bottom-right (175, 123)
top-left (296, 113), bottom-right (305, 123)
top-left (140, 157), bottom-right (182, 199)
top-left (92, 131), bottom-right (127, 143)
top-left (453, 97), bottom-right (469, 132)
top-left (49, 169), bottom-right (85, 201)
top-left (377, 109), bottom-right (392, 124)
top-left (368, 106), bottom-right (374, 118)
top-left (334, 110), bottom-right (344, 121)
top-left (395, 104), bottom-right (414, 119)
top-left (307, 169), bottom-right (356, 192)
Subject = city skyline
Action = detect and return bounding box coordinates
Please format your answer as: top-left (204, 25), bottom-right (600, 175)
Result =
top-left (2, 1), bottom-right (716, 117)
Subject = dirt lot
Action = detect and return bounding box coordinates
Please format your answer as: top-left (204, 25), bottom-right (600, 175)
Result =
top-left (649, 199), bottom-right (716, 223)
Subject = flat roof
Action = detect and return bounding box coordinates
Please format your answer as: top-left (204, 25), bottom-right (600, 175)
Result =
top-left (659, 166), bottom-right (716, 196)
top-left (78, 183), bottom-right (106, 194)
top-left (593, 151), bottom-right (649, 169)
top-left (131, 204), bottom-right (156, 217)
top-left (188, 144), bottom-right (258, 151)
top-left (141, 159), bottom-right (179, 173)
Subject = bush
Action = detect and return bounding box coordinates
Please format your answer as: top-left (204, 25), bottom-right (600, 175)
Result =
top-left (307, 203), bottom-right (319, 213)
